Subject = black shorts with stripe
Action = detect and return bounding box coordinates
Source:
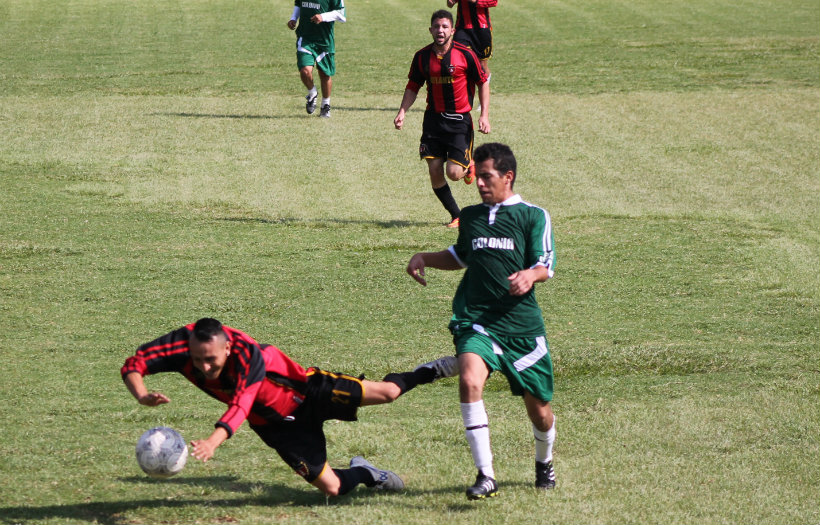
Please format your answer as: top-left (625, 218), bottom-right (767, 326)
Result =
top-left (249, 368), bottom-right (363, 482)
top-left (419, 110), bottom-right (475, 169)
top-left (455, 27), bottom-right (493, 60)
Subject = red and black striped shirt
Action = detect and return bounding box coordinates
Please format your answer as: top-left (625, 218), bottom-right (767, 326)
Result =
top-left (453, 0), bottom-right (497, 30)
top-left (121, 324), bottom-right (308, 437)
top-left (406, 41), bottom-right (488, 114)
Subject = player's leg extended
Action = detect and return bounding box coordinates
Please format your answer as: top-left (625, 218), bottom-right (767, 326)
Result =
top-left (312, 460), bottom-right (404, 495)
top-left (363, 357), bottom-right (458, 406)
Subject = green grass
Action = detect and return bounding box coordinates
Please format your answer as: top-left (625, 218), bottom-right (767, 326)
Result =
top-left (0, 0), bottom-right (818, 523)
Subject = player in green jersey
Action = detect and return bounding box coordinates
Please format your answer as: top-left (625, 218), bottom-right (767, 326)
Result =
top-left (287, 0), bottom-right (346, 117)
top-left (406, 142), bottom-right (557, 499)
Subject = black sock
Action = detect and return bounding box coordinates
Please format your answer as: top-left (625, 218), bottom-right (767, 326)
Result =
top-left (433, 184), bottom-right (460, 220)
top-left (334, 467), bottom-right (374, 495)
top-left (383, 368), bottom-right (435, 395)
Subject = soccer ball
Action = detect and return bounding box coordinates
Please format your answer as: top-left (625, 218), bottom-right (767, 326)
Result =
top-left (135, 426), bottom-right (188, 478)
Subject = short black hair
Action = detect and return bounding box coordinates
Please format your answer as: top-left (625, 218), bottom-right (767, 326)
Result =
top-left (192, 317), bottom-right (226, 342)
top-left (431, 9), bottom-right (453, 26)
top-left (474, 142), bottom-right (517, 186)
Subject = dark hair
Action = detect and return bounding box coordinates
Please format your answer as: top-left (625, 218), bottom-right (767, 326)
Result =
top-left (431, 9), bottom-right (453, 26)
top-left (192, 317), bottom-right (226, 342)
top-left (474, 142), bottom-right (517, 186)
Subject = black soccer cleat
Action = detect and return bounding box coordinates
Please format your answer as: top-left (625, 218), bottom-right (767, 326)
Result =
top-left (319, 103), bottom-right (331, 118)
top-left (305, 93), bottom-right (318, 114)
top-left (535, 460), bottom-right (556, 489)
top-left (466, 471), bottom-right (498, 500)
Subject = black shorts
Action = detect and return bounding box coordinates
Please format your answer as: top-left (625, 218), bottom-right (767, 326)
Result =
top-left (249, 368), bottom-right (363, 482)
top-left (455, 27), bottom-right (493, 60)
top-left (419, 110), bottom-right (475, 169)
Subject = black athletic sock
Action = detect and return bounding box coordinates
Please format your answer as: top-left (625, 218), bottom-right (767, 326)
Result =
top-left (334, 467), bottom-right (374, 495)
top-left (433, 184), bottom-right (460, 220)
top-left (383, 368), bottom-right (435, 395)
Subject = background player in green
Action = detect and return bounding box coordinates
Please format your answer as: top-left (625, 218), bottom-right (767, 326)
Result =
top-left (405, 142), bottom-right (557, 500)
top-left (287, 0), bottom-right (346, 118)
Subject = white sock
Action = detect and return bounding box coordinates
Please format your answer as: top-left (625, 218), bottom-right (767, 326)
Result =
top-left (533, 417), bottom-right (555, 463)
top-left (322, 97), bottom-right (330, 106)
top-left (307, 87), bottom-right (318, 98)
top-left (461, 400), bottom-right (494, 478)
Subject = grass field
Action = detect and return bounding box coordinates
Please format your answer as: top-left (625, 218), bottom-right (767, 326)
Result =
top-left (0, 0), bottom-right (818, 523)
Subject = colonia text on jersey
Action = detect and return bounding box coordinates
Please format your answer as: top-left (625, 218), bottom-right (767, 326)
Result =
top-left (472, 237), bottom-right (515, 251)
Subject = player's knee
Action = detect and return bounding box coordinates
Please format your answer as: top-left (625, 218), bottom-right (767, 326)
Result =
top-left (321, 485), bottom-right (340, 497)
top-left (445, 167), bottom-right (464, 181)
top-left (458, 376), bottom-right (484, 401)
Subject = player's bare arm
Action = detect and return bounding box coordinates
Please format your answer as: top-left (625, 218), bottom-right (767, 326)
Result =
top-left (507, 266), bottom-right (551, 296)
top-left (407, 250), bottom-right (462, 286)
top-left (477, 81), bottom-right (490, 134)
top-left (190, 426), bottom-right (229, 462)
top-left (394, 88), bottom-right (419, 129)
top-left (124, 371), bottom-right (170, 406)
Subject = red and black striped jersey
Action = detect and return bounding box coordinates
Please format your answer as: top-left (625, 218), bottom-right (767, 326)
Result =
top-left (121, 323), bottom-right (308, 437)
top-left (405, 42), bottom-right (488, 114)
top-left (453, 0), bottom-right (496, 30)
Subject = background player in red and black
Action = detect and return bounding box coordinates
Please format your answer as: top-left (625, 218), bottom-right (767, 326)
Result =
top-left (122, 317), bottom-right (456, 496)
top-left (447, 0), bottom-right (497, 79)
top-left (394, 10), bottom-right (490, 228)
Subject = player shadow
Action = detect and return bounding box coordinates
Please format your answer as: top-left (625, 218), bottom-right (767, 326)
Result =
top-left (0, 480), bottom-right (529, 522)
top-left (0, 476), bottom-right (348, 524)
top-left (152, 106), bottom-right (413, 119)
top-left (217, 216), bottom-right (437, 229)
top-left (151, 112), bottom-right (292, 120)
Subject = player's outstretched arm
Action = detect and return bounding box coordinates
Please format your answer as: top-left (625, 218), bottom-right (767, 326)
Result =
top-left (123, 371), bottom-right (170, 406)
top-left (407, 250), bottom-right (462, 286)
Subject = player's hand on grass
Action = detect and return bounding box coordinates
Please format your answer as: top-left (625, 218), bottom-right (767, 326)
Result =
top-left (190, 439), bottom-right (217, 462)
top-left (287, 19), bottom-right (297, 30)
top-left (138, 392), bottom-right (170, 406)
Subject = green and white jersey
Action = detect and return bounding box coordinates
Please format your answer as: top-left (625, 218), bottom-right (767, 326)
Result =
top-left (295, 0), bottom-right (345, 51)
top-left (449, 194), bottom-right (555, 337)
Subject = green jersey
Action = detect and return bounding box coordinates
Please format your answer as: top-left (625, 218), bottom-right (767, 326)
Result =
top-left (295, 0), bottom-right (344, 50)
top-left (449, 195), bottom-right (555, 337)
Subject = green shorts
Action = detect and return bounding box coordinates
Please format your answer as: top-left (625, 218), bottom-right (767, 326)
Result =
top-left (296, 38), bottom-right (336, 76)
top-left (452, 323), bottom-right (554, 402)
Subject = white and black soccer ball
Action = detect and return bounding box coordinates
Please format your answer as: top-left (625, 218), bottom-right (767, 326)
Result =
top-left (135, 426), bottom-right (188, 478)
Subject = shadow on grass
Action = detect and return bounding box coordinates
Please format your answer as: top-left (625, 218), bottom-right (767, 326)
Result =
top-left (217, 216), bottom-right (437, 229)
top-left (152, 107), bottom-right (401, 120)
top-left (0, 476), bottom-right (482, 523)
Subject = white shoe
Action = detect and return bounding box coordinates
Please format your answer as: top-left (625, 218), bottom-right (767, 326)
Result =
top-left (350, 456), bottom-right (404, 491)
top-left (415, 355), bottom-right (459, 381)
